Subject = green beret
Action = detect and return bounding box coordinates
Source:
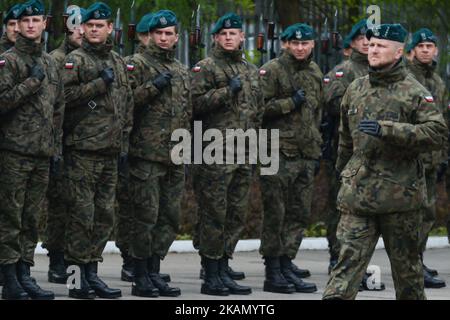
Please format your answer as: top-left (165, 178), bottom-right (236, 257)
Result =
top-left (148, 10), bottom-right (178, 32)
top-left (347, 19), bottom-right (368, 41)
top-left (211, 13), bottom-right (242, 35)
top-left (343, 35), bottom-right (351, 49)
top-left (136, 13), bottom-right (154, 33)
top-left (4, 4), bottom-right (22, 23)
top-left (280, 23), bottom-right (315, 42)
top-left (366, 23), bottom-right (408, 43)
top-left (17, 0), bottom-right (45, 19)
top-left (409, 28), bottom-right (437, 49)
top-left (83, 2), bottom-right (112, 23)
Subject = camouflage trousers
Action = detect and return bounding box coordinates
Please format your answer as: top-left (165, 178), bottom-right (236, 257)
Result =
top-left (114, 164), bottom-right (132, 256)
top-left (194, 164), bottom-right (252, 260)
top-left (419, 168), bottom-right (437, 254)
top-left (64, 150), bottom-right (118, 265)
top-left (0, 151), bottom-right (49, 266)
top-left (323, 160), bottom-right (341, 261)
top-left (42, 160), bottom-right (67, 253)
top-left (129, 160), bottom-right (184, 260)
top-left (259, 155), bottom-right (315, 259)
top-left (445, 169), bottom-right (450, 242)
top-left (323, 210), bottom-right (425, 300)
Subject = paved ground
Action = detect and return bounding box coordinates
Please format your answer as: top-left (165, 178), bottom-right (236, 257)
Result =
top-left (9, 248), bottom-right (450, 300)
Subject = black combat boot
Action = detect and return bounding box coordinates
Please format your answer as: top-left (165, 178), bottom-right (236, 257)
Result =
top-left (200, 264), bottom-right (245, 281)
top-left (263, 257), bottom-right (295, 294)
top-left (1, 263), bottom-right (29, 300)
top-left (420, 253), bottom-right (438, 277)
top-left (218, 258), bottom-right (251, 295)
top-left (290, 261), bottom-right (311, 278)
top-left (280, 256), bottom-right (317, 293)
top-left (17, 260), bottom-right (54, 300)
top-left (48, 251), bottom-right (69, 284)
top-left (201, 256), bottom-right (229, 296)
top-left (424, 270), bottom-right (446, 289)
top-left (360, 272), bottom-right (386, 291)
top-left (120, 252), bottom-right (135, 282)
top-left (148, 255), bottom-right (180, 297)
top-left (68, 264), bottom-right (96, 299)
top-left (131, 258), bottom-right (159, 298)
top-left (85, 262), bottom-right (122, 299)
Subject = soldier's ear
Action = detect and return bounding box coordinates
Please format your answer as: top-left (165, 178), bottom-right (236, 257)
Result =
top-left (434, 46), bottom-right (439, 58)
top-left (107, 22), bottom-right (114, 35)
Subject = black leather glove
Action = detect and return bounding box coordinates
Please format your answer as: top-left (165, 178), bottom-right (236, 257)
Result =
top-left (100, 67), bottom-right (115, 86)
top-left (118, 152), bottom-right (128, 175)
top-left (358, 120), bottom-right (382, 138)
top-left (30, 64), bottom-right (45, 81)
top-left (152, 72), bottom-right (173, 92)
top-left (292, 89), bottom-right (306, 109)
top-left (229, 76), bottom-right (242, 95)
top-left (437, 161), bottom-right (448, 183)
top-left (50, 155), bottom-right (62, 176)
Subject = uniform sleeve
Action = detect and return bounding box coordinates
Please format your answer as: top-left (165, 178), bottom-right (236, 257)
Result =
top-left (191, 61), bottom-right (231, 116)
top-left (336, 89), bottom-right (354, 173)
top-left (125, 56), bottom-right (160, 108)
top-left (121, 63), bottom-right (134, 155)
top-left (379, 95), bottom-right (448, 153)
top-left (53, 68), bottom-right (65, 156)
top-left (62, 54), bottom-right (107, 108)
top-left (260, 65), bottom-right (295, 119)
top-left (0, 56), bottom-right (42, 115)
top-left (323, 68), bottom-right (350, 118)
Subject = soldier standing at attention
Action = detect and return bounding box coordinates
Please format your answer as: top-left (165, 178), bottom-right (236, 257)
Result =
top-left (43, 5), bottom-right (85, 286)
top-left (0, 0), bottom-right (64, 300)
top-left (191, 13), bottom-right (262, 296)
top-left (407, 28), bottom-right (447, 289)
top-left (62, 1), bottom-right (133, 300)
top-left (258, 23), bottom-right (321, 294)
top-left (0, 4), bottom-right (21, 54)
top-left (323, 24), bottom-right (447, 300)
top-left (126, 10), bottom-right (189, 298)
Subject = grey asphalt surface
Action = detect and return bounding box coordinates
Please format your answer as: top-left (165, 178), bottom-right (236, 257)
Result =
top-left (17, 247), bottom-right (450, 300)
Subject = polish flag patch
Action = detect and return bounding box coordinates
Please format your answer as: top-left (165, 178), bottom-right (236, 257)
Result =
top-left (259, 69), bottom-right (267, 76)
top-left (65, 62), bottom-right (74, 69)
top-left (424, 96), bottom-right (434, 103)
top-left (323, 77), bottom-right (330, 84)
top-left (127, 64), bottom-right (135, 71)
top-left (336, 71), bottom-right (344, 78)
top-left (0, 59), bottom-right (6, 67)
top-left (192, 66), bottom-right (201, 73)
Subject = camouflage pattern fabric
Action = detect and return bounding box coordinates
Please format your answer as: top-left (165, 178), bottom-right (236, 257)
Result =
top-left (0, 33), bottom-right (15, 54)
top-left (259, 155), bottom-right (315, 258)
top-left (258, 50), bottom-right (323, 258)
top-left (323, 210), bottom-right (426, 300)
top-left (114, 164), bottom-right (132, 255)
top-left (191, 44), bottom-right (263, 260)
top-left (322, 50), bottom-right (369, 261)
top-left (126, 40), bottom-right (191, 259)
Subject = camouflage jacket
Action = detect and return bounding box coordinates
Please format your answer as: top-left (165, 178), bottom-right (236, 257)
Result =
top-left (62, 37), bottom-right (134, 155)
top-left (0, 34), bottom-right (64, 158)
top-left (191, 45), bottom-right (263, 135)
top-left (0, 33), bottom-right (14, 54)
top-left (337, 60), bottom-right (447, 215)
top-left (125, 40), bottom-right (191, 164)
top-left (259, 51), bottom-right (324, 160)
top-left (408, 58), bottom-right (448, 169)
top-left (50, 37), bottom-right (79, 68)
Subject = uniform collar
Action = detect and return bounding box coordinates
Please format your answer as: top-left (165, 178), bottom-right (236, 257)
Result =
top-left (0, 33), bottom-right (15, 52)
top-left (350, 50), bottom-right (369, 66)
top-left (64, 37), bottom-right (80, 55)
top-left (82, 36), bottom-right (113, 58)
top-left (144, 40), bottom-right (175, 62)
top-left (211, 44), bottom-right (243, 63)
top-left (411, 57), bottom-right (436, 78)
top-left (369, 58), bottom-right (407, 86)
top-left (279, 50), bottom-right (312, 70)
top-left (14, 34), bottom-right (44, 57)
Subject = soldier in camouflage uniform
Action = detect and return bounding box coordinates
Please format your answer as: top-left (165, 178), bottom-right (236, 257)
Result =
top-left (61, 2), bottom-right (133, 300)
top-left (0, 0), bottom-right (63, 300)
top-left (115, 11), bottom-right (154, 284)
top-left (41, 6), bottom-right (85, 286)
top-left (323, 20), bottom-right (370, 274)
top-left (191, 13), bottom-right (262, 296)
top-left (126, 10), bottom-right (188, 298)
top-left (408, 28), bottom-right (447, 289)
top-left (0, 4), bottom-right (21, 54)
top-left (323, 24), bottom-right (447, 300)
top-left (258, 23), bottom-right (321, 294)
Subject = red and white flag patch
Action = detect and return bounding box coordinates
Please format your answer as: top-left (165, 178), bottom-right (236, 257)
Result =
top-left (336, 71), bottom-right (344, 78)
top-left (0, 59), bottom-right (6, 67)
top-left (324, 77), bottom-right (330, 84)
top-left (424, 96), bottom-right (434, 103)
top-left (65, 62), bottom-right (74, 69)
top-left (127, 64), bottom-right (135, 71)
top-left (193, 66), bottom-right (201, 73)
top-left (259, 69), bottom-right (267, 76)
